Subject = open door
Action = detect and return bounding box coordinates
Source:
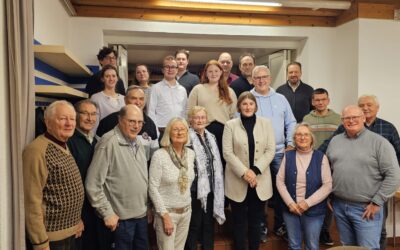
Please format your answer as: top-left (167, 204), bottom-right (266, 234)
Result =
top-left (268, 50), bottom-right (291, 89)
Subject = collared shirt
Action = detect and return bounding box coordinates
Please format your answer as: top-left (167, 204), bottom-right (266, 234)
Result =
top-left (288, 80), bottom-right (301, 91)
top-left (148, 79), bottom-right (188, 128)
top-left (76, 128), bottom-right (95, 144)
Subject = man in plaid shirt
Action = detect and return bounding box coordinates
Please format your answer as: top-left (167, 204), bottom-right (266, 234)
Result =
top-left (319, 94), bottom-right (400, 250)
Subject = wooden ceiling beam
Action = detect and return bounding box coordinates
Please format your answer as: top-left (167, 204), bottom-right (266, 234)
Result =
top-left (74, 5), bottom-right (336, 27)
top-left (71, 0), bottom-right (343, 17)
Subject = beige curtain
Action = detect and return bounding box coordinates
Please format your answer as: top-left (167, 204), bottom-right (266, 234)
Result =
top-left (5, 0), bottom-right (35, 249)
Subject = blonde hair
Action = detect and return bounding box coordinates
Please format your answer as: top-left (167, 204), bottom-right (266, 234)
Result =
top-left (160, 117), bottom-right (190, 147)
top-left (187, 106), bottom-right (208, 123)
top-left (292, 123), bottom-right (316, 149)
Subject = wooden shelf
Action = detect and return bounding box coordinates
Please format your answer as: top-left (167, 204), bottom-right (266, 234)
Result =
top-left (35, 85), bottom-right (88, 99)
top-left (34, 45), bottom-right (92, 77)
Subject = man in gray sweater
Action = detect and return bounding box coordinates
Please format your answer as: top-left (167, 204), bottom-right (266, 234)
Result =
top-left (86, 104), bottom-right (149, 250)
top-left (326, 105), bottom-right (400, 250)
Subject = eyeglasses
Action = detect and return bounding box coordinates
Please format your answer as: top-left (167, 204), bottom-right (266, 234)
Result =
top-left (124, 118), bottom-right (144, 126)
top-left (341, 115), bottom-right (363, 122)
top-left (253, 75), bottom-right (269, 81)
top-left (171, 128), bottom-right (187, 134)
top-left (79, 111), bottom-right (98, 117)
top-left (295, 133), bottom-right (311, 138)
top-left (163, 65), bottom-right (178, 70)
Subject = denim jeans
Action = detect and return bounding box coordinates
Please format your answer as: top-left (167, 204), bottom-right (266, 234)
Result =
top-left (114, 216), bottom-right (149, 250)
top-left (283, 211), bottom-right (324, 250)
top-left (269, 152), bottom-right (285, 231)
top-left (332, 198), bottom-right (383, 250)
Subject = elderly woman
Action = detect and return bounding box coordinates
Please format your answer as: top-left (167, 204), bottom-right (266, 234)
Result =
top-left (185, 106), bottom-right (225, 250)
top-left (223, 91), bottom-right (276, 250)
top-left (188, 60), bottom-right (237, 163)
top-left (276, 123), bottom-right (332, 250)
top-left (91, 64), bottom-right (125, 133)
top-left (149, 117), bottom-right (195, 250)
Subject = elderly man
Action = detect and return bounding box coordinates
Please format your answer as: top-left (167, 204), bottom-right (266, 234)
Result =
top-left (276, 62), bottom-right (314, 123)
top-left (23, 100), bottom-right (84, 250)
top-left (96, 85), bottom-right (158, 160)
top-left (66, 99), bottom-right (99, 250)
top-left (319, 95), bottom-right (400, 249)
top-left (86, 104), bottom-right (149, 250)
top-left (250, 65), bottom-right (296, 242)
top-left (148, 55), bottom-right (187, 134)
top-left (175, 49), bottom-right (200, 95)
top-left (85, 46), bottom-right (126, 97)
top-left (218, 52), bottom-right (239, 84)
top-left (230, 53), bottom-right (256, 97)
top-left (326, 105), bottom-right (400, 250)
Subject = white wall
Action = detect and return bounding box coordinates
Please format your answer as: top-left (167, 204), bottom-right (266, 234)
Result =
top-left (0, 1), bottom-right (12, 249)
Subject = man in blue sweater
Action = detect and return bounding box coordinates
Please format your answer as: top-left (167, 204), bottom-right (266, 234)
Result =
top-left (250, 65), bottom-right (297, 242)
top-left (326, 105), bottom-right (400, 250)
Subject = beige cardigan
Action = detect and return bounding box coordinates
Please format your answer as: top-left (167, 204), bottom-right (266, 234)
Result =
top-left (223, 116), bottom-right (276, 202)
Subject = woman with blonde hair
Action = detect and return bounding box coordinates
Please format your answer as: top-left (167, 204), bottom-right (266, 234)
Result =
top-left (188, 60), bottom-right (237, 162)
top-left (149, 117), bottom-right (195, 250)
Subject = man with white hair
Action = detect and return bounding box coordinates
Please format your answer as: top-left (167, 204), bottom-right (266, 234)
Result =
top-left (23, 100), bottom-right (84, 250)
top-left (326, 105), bottom-right (400, 249)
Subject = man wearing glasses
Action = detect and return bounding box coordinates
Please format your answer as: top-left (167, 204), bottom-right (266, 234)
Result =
top-left (86, 104), bottom-right (150, 250)
top-left (85, 47), bottom-right (126, 97)
top-left (326, 105), bottom-right (400, 250)
top-left (148, 55), bottom-right (188, 136)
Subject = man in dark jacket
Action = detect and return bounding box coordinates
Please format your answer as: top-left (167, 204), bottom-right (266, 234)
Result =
top-left (276, 62), bottom-right (313, 122)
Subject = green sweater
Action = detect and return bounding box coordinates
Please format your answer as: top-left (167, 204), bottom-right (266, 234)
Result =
top-left (303, 109), bottom-right (341, 148)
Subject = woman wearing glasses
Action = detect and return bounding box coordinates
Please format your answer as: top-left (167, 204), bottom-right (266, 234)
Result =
top-left (149, 117), bottom-right (195, 250)
top-left (276, 123), bottom-right (332, 250)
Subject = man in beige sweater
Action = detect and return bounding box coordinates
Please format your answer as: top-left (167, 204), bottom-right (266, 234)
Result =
top-left (23, 100), bottom-right (84, 250)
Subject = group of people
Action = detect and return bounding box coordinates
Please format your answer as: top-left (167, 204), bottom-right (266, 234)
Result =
top-left (23, 47), bottom-right (400, 250)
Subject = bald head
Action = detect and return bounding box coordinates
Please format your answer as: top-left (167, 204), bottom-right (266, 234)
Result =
top-left (118, 104), bottom-right (144, 140)
top-left (341, 105), bottom-right (366, 137)
top-left (218, 52), bottom-right (233, 75)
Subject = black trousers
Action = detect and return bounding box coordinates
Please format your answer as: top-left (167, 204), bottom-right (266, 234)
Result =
top-left (230, 187), bottom-right (266, 250)
top-left (206, 121), bottom-right (225, 167)
top-left (185, 193), bottom-right (214, 250)
top-left (50, 235), bottom-right (76, 250)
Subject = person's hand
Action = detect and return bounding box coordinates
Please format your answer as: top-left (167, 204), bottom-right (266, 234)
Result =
top-left (288, 202), bottom-right (302, 216)
top-left (298, 200), bottom-right (309, 213)
top-left (162, 213), bottom-right (174, 236)
top-left (285, 145), bottom-right (295, 151)
top-left (243, 169), bottom-right (257, 187)
top-left (104, 214), bottom-right (119, 231)
top-left (362, 203), bottom-right (380, 220)
top-left (75, 219), bottom-right (84, 238)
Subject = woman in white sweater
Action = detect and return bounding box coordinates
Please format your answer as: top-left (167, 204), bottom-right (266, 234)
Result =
top-left (149, 117), bottom-right (195, 250)
top-left (91, 64), bottom-right (125, 135)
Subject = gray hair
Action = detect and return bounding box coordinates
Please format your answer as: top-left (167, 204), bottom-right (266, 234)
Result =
top-left (44, 100), bottom-right (75, 120)
top-left (292, 123), bottom-right (316, 149)
top-left (187, 106), bottom-right (208, 123)
top-left (160, 117), bottom-right (190, 147)
top-left (252, 65), bottom-right (271, 78)
top-left (358, 94), bottom-right (379, 107)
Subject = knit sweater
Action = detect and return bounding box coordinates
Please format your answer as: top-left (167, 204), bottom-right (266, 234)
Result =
top-left (326, 129), bottom-right (400, 206)
top-left (187, 84), bottom-right (237, 125)
top-left (149, 148), bottom-right (195, 215)
top-left (303, 110), bottom-right (341, 148)
top-left (23, 135), bottom-right (84, 249)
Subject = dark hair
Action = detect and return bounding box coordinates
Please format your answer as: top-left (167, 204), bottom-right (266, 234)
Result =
top-left (237, 91), bottom-right (258, 113)
top-left (74, 99), bottom-right (98, 113)
top-left (201, 60), bottom-right (233, 105)
top-left (97, 46), bottom-right (117, 61)
top-left (286, 61), bottom-right (302, 73)
top-left (312, 88), bottom-right (329, 99)
top-left (100, 64), bottom-right (119, 79)
top-left (239, 53), bottom-right (256, 65)
top-left (175, 49), bottom-right (190, 59)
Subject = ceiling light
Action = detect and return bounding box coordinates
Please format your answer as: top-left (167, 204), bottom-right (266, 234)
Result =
top-left (173, 0), bottom-right (283, 7)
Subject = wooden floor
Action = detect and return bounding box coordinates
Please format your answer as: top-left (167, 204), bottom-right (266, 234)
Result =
top-left (151, 207), bottom-right (399, 249)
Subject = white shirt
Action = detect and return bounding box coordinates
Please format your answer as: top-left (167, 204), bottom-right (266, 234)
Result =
top-left (148, 79), bottom-right (187, 128)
